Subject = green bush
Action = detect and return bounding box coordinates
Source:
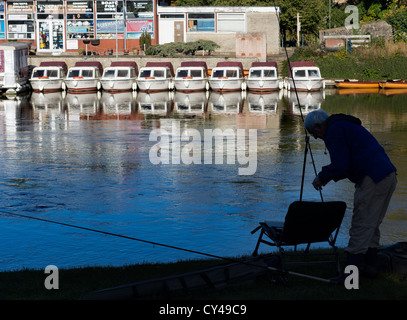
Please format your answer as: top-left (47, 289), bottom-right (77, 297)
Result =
top-left (146, 40), bottom-right (220, 57)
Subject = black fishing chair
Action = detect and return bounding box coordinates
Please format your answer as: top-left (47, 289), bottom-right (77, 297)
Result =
top-left (251, 201), bottom-right (347, 277)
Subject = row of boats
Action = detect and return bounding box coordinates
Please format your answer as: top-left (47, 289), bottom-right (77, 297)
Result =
top-left (29, 60), bottom-right (326, 94)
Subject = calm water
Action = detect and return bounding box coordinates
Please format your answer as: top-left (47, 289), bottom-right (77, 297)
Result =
top-left (0, 89), bottom-right (406, 271)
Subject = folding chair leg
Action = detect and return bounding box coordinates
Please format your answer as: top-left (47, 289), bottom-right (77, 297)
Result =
top-left (252, 228), bottom-right (264, 257)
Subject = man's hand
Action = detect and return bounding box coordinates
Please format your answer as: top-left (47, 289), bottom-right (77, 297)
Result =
top-left (312, 176), bottom-right (326, 190)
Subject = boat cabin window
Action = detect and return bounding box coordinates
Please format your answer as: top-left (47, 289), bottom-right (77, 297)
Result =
top-left (33, 70), bottom-right (45, 78)
top-left (226, 70), bottom-right (237, 78)
top-left (250, 70), bottom-right (262, 78)
top-left (117, 70), bottom-right (129, 78)
top-left (104, 70), bottom-right (116, 78)
top-left (294, 70), bottom-right (306, 78)
top-left (191, 70), bottom-right (202, 78)
top-left (140, 70), bottom-right (152, 78)
top-left (47, 70), bottom-right (58, 78)
top-left (153, 70), bottom-right (164, 78)
top-left (81, 70), bottom-right (94, 78)
top-left (308, 69), bottom-right (320, 77)
top-left (68, 69), bottom-right (80, 78)
top-left (177, 70), bottom-right (189, 78)
top-left (213, 70), bottom-right (224, 78)
top-left (264, 69), bottom-right (276, 78)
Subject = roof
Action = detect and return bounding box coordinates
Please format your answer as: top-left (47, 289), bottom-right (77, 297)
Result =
top-left (0, 42), bottom-right (30, 50)
top-left (39, 61), bottom-right (68, 73)
top-left (110, 61), bottom-right (138, 73)
top-left (180, 61), bottom-right (208, 71)
top-left (145, 62), bottom-right (174, 77)
top-left (251, 61), bottom-right (278, 68)
top-left (74, 61), bottom-right (103, 74)
top-left (215, 61), bottom-right (244, 71)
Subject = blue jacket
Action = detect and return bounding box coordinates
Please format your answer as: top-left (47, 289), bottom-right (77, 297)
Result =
top-left (319, 114), bottom-right (396, 185)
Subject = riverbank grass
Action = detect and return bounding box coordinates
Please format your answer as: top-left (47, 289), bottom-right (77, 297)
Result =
top-left (1, 249), bottom-right (406, 300)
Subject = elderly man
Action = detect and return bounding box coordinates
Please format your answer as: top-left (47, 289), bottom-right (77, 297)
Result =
top-left (304, 109), bottom-right (397, 279)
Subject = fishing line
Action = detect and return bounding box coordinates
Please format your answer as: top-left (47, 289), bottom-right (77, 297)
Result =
top-left (0, 208), bottom-right (334, 283)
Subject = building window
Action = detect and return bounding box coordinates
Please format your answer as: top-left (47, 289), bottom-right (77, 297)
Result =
top-left (66, 1), bottom-right (94, 39)
top-left (217, 13), bottom-right (245, 32)
top-left (187, 13), bottom-right (214, 32)
top-left (0, 1), bottom-right (5, 39)
top-left (126, 0), bottom-right (154, 39)
top-left (7, 1), bottom-right (35, 40)
top-left (96, 0), bottom-right (124, 39)
top-left (36, 0), bottom-right (64, 19)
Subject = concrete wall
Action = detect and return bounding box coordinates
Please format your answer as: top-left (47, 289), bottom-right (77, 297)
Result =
top-left (319, 20), bottom-right (393, 42)
top-left (246, 12), bottom-right (280, 55)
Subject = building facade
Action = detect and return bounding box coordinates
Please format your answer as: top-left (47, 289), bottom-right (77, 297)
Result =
top-left (157, 6), bottom-right (280, 56)
top-left (0, 1), bottom-right (280, 56)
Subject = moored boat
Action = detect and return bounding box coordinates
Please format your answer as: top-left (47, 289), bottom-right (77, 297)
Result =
top-left (100, 61), bottom-right (138, 92)
top-left (285, 61), bottom-right (324, 91)
top-left (334, 79), bottom-right (380, 89)
top-left (137, 62), bottom-right (174, 92)
top-left (246, 62), bottom-right (283, 92)
top-left (173, 61), bottom-right (209, 92)
top-left (209, 61), bottom-right (246, 92)
top-left (379, 79), bottom-right (407, 89)
top-left (65, 61), bottom-right (103, 93)
top-left (0, 42), bottom-right (32, 95)
top-left (30, 61), bottom-right (67, 92)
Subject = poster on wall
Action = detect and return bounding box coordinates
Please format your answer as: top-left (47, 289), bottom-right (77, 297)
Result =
top-left (126, 19), bottom-right (153, 38)
top-left (96, 20), bottom-right (125, 38)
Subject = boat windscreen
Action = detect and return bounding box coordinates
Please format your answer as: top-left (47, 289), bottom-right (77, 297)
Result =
top-left (117, 70), bottom-right (129, 78)
top-left (191, 70), bottom-right (202, 78)
top-left (103, 70), bottom-right (115, 78)
top-left (33, 70), bottom-right (45, 78)
top-left (264, 69), bottom-right (276, 78)
top-left (249, 70), bottom-right (262, 78)
top-left (140, 70), bottom-right (151, 78)
top-left (177, 70), bottom-right (188, 78)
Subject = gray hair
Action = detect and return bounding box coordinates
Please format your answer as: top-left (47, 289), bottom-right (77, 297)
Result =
top-left (304, 109), bottom-right (329, 133)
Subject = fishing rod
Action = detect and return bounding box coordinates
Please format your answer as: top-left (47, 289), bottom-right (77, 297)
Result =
top-left (272, 1), bottom-right (323, 202)
top-left (0, 208), bottom-right (334, 283)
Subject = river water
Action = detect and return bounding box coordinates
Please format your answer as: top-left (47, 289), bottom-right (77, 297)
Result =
top-left (0, 88), bottom-right (406, 271)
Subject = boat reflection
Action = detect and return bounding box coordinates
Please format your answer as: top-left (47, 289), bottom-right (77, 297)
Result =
top-left (246, 91), bottom-right (282, 114)
top-left (136, 91), bottom-right (174, 115)
top-left (288, 90), bottom-right (325, 115)
top-left (209, 91), bottom-right (245, 114)
top-left (174, 91), bottom-right (208, 115)
top-left (2, 89), bottom-right (330, 121)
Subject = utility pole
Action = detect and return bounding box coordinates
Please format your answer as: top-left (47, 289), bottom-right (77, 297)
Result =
top-left (297, 12), bottom-right (301, 47)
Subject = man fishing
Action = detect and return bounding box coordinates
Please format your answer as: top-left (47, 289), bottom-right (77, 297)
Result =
top-left (303, 109), bottom-right (397, 281)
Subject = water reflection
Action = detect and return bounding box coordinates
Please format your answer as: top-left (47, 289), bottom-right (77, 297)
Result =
top-left (0, 89), bottom-right (406, 271)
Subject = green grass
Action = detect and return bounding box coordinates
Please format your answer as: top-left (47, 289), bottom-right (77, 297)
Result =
top-left (283, 42), bottom-right (407, 81)
top-left (1, 249), bottom-right (406, 300)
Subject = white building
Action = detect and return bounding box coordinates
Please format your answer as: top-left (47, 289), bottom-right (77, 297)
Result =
top-left (157, 6), bottom-right (280, 57)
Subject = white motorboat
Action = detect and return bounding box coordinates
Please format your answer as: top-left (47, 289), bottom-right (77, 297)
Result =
top-left (173, 61), bottom-right (209, 92)
top-left (30, 61), bottom-right (67, 92)
top-left (285, 61), bottom-right (325, 91)
top-left (100, 61), bottom-right (138, 92)
top-left (246, 62), bottom-right (283, 92)
top-left (209, 61), bottom-right (246, 92)
top-left (137, 62), bottom-right (174, 92)
top-left (0, 42), bottom-right (32, 95)
top-left (65, 61), bottom-right (103, 93)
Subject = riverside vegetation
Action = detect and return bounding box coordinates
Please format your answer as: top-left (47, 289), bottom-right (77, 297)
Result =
top-left (1, 249), bottom-right (406, 300)
top-left (285, 39), bottom-right (407, 81)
